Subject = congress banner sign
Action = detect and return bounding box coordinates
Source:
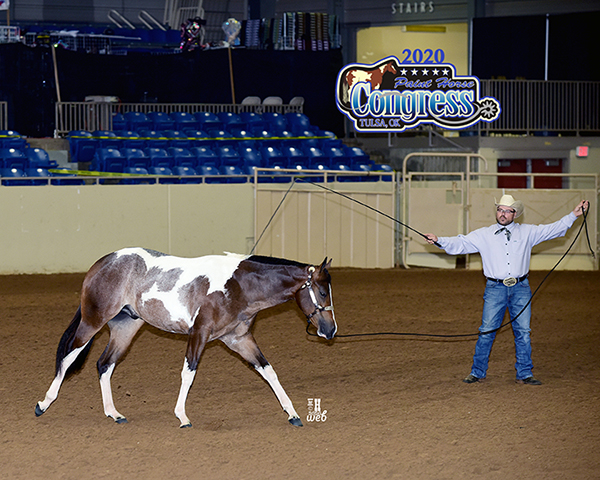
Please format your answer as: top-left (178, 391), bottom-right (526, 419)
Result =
top-left (336, 55), bottom-right (500, 132)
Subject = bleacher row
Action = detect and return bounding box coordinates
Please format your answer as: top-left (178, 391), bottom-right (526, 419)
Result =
top-left (0, 111), bottom-right (394, 185)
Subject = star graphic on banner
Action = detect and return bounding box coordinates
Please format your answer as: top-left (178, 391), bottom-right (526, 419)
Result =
top-left (422, 69), bottom-right (429, 75)
top-left (400, 68), bottom-right (407, 75)
top-left (442, 68), bottom-right (449, 75)
top-left (411, 69), bottom-right (418, 75)
top-left (432, 68), bottom-right (439, 75)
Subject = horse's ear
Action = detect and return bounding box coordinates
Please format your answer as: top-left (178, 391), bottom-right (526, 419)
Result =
top-left (320, 257), bottom-right (332, 272)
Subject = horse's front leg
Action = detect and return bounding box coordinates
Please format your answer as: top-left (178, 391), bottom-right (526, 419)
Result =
top-left (220, 332), bottom-right (303, 427)
top-left (174, 325), bottom-right (210, 428)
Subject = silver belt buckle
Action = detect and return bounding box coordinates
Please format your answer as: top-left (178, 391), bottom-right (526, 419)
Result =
top-left (503, 277), bottom-right (517, 287)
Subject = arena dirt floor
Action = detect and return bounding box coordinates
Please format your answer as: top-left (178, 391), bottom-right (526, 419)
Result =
top-left (1, 267), bottom-right (599, 480)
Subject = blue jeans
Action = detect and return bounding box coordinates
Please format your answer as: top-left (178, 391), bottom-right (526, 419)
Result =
top-left (470, 279), bottom-right (533, 380)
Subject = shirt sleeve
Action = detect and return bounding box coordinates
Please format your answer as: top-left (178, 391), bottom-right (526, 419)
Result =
top-left (527, 212), bottom-right (577, 247)
top-left (437, 229), bottom-right (484, 255)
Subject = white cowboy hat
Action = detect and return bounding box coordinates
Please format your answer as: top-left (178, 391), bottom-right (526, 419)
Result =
top-left (495, 194), bottom-right (524, 218)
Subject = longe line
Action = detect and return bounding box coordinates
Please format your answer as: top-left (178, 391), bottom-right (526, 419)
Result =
top-left (294, 180), bottom-right (594, 339)
top-left (251, 176), bottom-right (594, 339)
top-left (294, 177), bottom-right (440, 246)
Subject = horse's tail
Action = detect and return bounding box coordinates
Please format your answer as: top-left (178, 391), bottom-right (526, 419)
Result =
top-left (55, 305), bottom-right (95, 377)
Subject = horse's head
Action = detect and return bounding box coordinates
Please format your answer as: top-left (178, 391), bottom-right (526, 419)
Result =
top-left (295, 258), bottom-right (337, 340)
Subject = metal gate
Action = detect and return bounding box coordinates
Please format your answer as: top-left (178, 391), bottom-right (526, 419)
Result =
top-left (253, 170), bottom-right (396, 268)
top-left (400, 152), bottom-right (598, 271)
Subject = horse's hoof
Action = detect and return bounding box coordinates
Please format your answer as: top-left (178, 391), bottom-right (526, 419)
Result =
top-left (289, 417), bottom-right (303, 427)
top-left (34, 404), bottom-right (45, 417)
top-left (114, 417), bottom-right (128, 424)
top-left (179, 423), bottom-right (192, 429)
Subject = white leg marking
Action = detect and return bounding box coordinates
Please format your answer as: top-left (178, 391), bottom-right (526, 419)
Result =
top-left (99, 363), bottom-right (127, 422)
top-left (174, 359), bottom-right (197, 428)
top-left (36, 342), bottom-right (90, 414)
top-left (256, 365), bottom-right (300, 422)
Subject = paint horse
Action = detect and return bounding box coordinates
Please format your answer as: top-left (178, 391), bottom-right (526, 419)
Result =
top-left (35, 248), bottom-right (336, 428)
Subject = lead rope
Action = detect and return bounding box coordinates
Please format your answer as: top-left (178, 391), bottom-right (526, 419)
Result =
top-left (307, 202), bottom-right (594, 339)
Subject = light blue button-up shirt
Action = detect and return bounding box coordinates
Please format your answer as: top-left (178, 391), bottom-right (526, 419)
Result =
top-left (436, 212), bottom-right (577, 279)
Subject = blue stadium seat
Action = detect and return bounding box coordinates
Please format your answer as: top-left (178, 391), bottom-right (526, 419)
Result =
top-left (229, 129), bottom-right (256, 149)
top-left (260, 146), bottom-right (286, 167)
top-left (168, 147), bottom-right (195, 167)
top-left (218, 112), bottom-right (245, 131)
top-left (124, 111), bottom-right (152, 131)
top-left (163, 130), bottom-right (191, 149)
top-left (219, 165), bottom-right (247, 183)
top-left (373, 163), bottom-right (393, 181)
top-left (295, 130), bottom-right (320, 148)
top-left (262, 112), bottom-right (288, 133)
top-left (145, 148), bottom-right (173, 168)
top-left (172, 165), bottom-right (201, 183)
top-left (121, 166), bottom-right (151, 185)
top-left (92, 147), bottom-right (125, 172)
top-left (197, 164), bottom-right (222, 183)
top-left (304, 146), bottom-right (327, 167)
top-left (49, 167), bottom-right (85, 185)
top-left (148, 166), bottom-right (177, 184)
top-left (0, 167), bottom-right (27, 186)
top-left (148, 111), bottom-right (175, 131)
top-left (138, 130), bottom-right (170, 149)
top-left (240, 146), bottom-right (263, 168)
top-left (281, 145), bottom-right (308, 169)
top-left (216, 145), bottom-right (241, 166)
top-left (322, 146), bottom-right (349, 166)
top-left (0, 148), bottom-right (28, 169)
top-left (190, 146), bottom-right (219, 167)
top-left (183, 130), bottom-right (210, 147)
top-left (343, 146), bottom-right (374, 167)
top-left (244, 165), bottom-right (273, 183)
top-left (112, 113), bottom-right (126, 130)
top-left (26, 148), bottom-right (58, 168)
top-left (170, 111), bottom-right (199, 131)
top-left (67, 130), bottom-right (97, 163)
top-left (285, 112), bottom-right (312, 134)
top-left (92, 130), bottom-right (121, 149)
top-left (0, 130), bottom-right (27, 149)
top-left (240, 112), bottom-right (267, 131)
top-left (114, 130), bottom-right (145, 149)
top-left (193, 111), bottom-right (222, 131)
top-left (24, 167), bottom-right (51, 185)
top-left (207, 130), bottom-right (234, 146)
top-left (121, 148), bottom-right (150, 168)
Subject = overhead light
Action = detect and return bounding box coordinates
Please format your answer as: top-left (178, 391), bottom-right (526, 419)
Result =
top-left (402, 25), bottom-right (446, 33)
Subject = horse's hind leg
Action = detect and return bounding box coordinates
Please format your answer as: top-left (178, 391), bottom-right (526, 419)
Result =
top-left (97, 311), bottom-right (144, 423)
top-left (220, 332), bottom-right (303, 427)
top-left (36, 306), bottom-right (96, 416)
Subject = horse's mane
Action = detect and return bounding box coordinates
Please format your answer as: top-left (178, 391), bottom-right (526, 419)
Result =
top-left (246, 255), bottom-right (307, 268)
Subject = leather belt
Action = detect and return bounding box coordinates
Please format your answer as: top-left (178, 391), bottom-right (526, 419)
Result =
top-left (486, 274), bottom-right (528, 287)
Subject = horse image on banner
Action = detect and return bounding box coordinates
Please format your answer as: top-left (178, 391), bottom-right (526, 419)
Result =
top-left (336, 56), bottom-right (501, 132)
top-left (35, 248), bottom-right (336, 428)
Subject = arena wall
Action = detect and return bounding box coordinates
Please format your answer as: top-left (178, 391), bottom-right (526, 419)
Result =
top-left (0, 184), bottom-right (255, 274)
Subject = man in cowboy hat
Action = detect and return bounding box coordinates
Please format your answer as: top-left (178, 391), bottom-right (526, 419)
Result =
top-left (425, 196), bottom-right (589, 385)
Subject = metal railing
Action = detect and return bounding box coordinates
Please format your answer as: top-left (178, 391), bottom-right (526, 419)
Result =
top-left (0, 102), bottom-right (7, 130)
top-left (55, 101), bottom-right (304, 136)
top-left (477, 79), bottom-right (600, 135)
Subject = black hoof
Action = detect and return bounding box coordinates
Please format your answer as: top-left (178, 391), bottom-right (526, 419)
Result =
top-left (115, 417), bottom-right (128, 424)
top-left (289, 417), bottom-right (303, 427)
top-left (180, 423), bottom-right (192, 429)
top-left (34, 404), bottom-right (45, 417)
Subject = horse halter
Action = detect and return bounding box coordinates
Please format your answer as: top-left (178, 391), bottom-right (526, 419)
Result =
top-left (301, 266), bottom-right (335, 322)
